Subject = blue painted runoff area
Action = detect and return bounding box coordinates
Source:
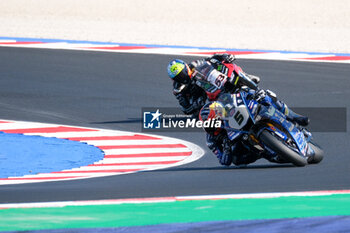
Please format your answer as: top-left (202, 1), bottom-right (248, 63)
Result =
top-left (0, 132), bottom-right (104, 178)
top-left (9, 216), bottom-right (350, 233)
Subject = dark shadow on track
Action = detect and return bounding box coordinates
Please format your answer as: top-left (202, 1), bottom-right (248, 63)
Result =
top-left (90, 118), bottom-right (142, 124)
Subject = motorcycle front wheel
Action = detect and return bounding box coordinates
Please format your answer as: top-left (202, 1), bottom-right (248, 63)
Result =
top-left (259, 130), bottom-right (308, 167)
top-left (307, 142), bottom-right (324, 164)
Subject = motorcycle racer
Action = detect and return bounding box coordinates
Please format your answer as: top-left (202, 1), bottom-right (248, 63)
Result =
top-left (199, 101), bottom-right (262, 166)
top-left (199, 94), bottom-right (290, 166)
top-left (167, 59), bottom-right (206, 117)
top-left (167, 53), bottom-right (259, 117)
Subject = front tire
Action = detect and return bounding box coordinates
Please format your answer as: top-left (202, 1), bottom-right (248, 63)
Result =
top-left (308, 142), bottom-right (324, 164)
top-left (259, 130), bottom-right (308, 167)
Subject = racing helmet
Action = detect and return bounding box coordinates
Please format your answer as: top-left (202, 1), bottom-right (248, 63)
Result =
top-left (199, 102), bottom-right (226, 133)
top-left (167, 59), bottom-right (192, 84)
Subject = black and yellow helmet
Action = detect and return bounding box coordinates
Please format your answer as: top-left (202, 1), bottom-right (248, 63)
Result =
top-left (167, 59), bottom-right (192, 84)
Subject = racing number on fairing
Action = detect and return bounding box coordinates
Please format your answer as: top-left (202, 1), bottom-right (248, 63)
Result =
top-left (215, 74), bottom-right (226, 88)
top-left (208, 69), bottom-right (227, 89)
top-left (228, 105), bottom-right (250, 130)
top-left (234, 111), bottom-right (244, 125)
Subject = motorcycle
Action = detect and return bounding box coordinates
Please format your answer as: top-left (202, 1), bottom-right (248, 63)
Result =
top-left (206, 92), bottom-right (324, 167)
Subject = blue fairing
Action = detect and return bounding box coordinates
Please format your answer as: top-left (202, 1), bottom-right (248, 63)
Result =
top-left (258, 104), bottom-right (308, 156)
top-left (227, 131), bottom-right (242, 141)
top-left (240, 91), bottom-right (259, 122)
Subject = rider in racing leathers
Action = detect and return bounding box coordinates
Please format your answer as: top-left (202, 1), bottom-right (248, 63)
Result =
top-left (166, 54), bottom-right (255, 117)
top-left (199, 102), bottom-right (262, 166)
top-left (167, 54), bottom-right (309, 166)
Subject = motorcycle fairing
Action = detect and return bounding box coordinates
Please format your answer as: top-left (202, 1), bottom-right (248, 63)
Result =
top-left (227, 130), bottom-right (243, 141)
top-left (258, 105), bottom-right (308, 156)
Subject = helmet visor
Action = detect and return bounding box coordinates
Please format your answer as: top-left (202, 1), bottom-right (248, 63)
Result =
top-left (172, 66), bottom-right (191, 84)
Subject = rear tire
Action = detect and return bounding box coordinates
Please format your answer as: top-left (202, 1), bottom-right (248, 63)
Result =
top-left (308, 142), bottom-right (324, 164)
top-left (259, 130), bottom-right (308, 167)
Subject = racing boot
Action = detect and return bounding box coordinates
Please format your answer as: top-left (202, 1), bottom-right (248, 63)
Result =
top-left (264, 90), bottom-right (309, 127)
top-left (287, 110), bottom-right (310, 127)
top-left (274, 99), bottom-right (309, 127)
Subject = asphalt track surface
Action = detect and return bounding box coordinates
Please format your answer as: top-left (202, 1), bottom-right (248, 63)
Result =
top-left (0, 47), bottom-right (349, 204)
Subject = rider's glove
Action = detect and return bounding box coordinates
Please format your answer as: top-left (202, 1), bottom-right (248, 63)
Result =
top-left (254, 89), bottom-right (266, 102)
top-left (213, 145), bottom-right (231, 166)
top-left (224, 54), bottom-right (235, 63)
top-left (210, 53), bottom-right (235, 63)
top-left (219, 151), bottom-right (232, 166)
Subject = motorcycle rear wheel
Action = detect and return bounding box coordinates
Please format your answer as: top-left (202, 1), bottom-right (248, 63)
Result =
top-left (259, 130), bottom-right (308, 167)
